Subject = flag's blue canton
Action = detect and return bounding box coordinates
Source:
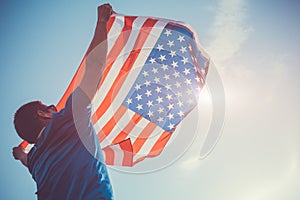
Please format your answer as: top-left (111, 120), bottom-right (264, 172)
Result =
top-left (122, 23), bottom-right (209, 132)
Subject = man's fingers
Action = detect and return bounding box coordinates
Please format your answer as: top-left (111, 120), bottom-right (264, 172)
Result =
top-left (12, 146), bottom-right (25, 160)
top-left (97, 4), bottom-right (113, 22)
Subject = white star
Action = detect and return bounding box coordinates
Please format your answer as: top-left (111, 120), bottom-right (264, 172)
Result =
top-left (177, 101), bottom-right (184, 107)
top-left (176, 92), bottom-right (182, 97)
top-left (147, 110), bottom-right (154, 117)
top-left (167, 103), bottom-right (174, 110)
top-left (201, 68), bottom-right (206, 75)
top-left (152, 67), bottom-right (158, 74)
top-left (147, 100), bottom-right (153, 107)
top-left (168, 123), bottom-right (175, 130)
top-left (177, 35), bottom-right (185, 42)
top-left (149, 57), bottom-right (156, 64)
top-left (155, 87), bottom-right (162, 93)
top-left (195, 76), bottom-right (200, 83)
top-left (188, 44), bottom-right (192, 51)
top-left (158, 107), bottom-right (164, 113)
top-left (145, 80), bottom-right (151, 87)
top-left (156, 96), bottom-right (163, 103)
top-left (157, 117), bottom-right (164, 122)
top-left (143, 70), bottom-right (149, 77)
top-left (180, 46), bottom-right (187, 53)
top-left (185, 79), bottom-right (192, 85)
top-left (169, 50), bottom-right (176, 57)
top-left (166, 94), bottom-right (173, 100)
top-left (175, 81), bottom-right (181, 88)
top-left (126, 98), bottom-right (132, 104)
top-left (161, 64), bottom-right (168, 71)
top-left (186, 89), bottom-right (192, 95)
top-left (145, 90), bottom-right (152, 97)
top-left (183, 68), bottom-right (191, 75)
top-left (135, 84), bottom-right (141, 90)
top-left (136, 104), bottom-right (143, 110)
top-left (173, 71), bottom-right (180, 78)
top-left (164, 29), bottom-right (172, 36)
top-left (171, 61), bottom-right (178, 68)
top-left (159, 54), bottom-right (166, 61)
top-left (154, 77), bottom-right (160, 83)
top-left (163, 74), bottom-right (170, 80)
top-left (165, 84), bottom-right (172, 90)
top-left (196, 86), bottom-right (201, 91)
top-left (178, 110), bottom-right (184, 117)
top-left (167, 113), bottom-right (174, 120)
top-left (135, 94), bottom-right (142, 101)
top-left (181, 57), bottom-right (188, 64)
top-left (157, 44), bottom-right (164, 51)
top-left (167, 40), bottom-right (174, 47)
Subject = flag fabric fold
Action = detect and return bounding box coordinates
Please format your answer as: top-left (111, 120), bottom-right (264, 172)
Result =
top-left (20, 13), bottom-right (209, 167)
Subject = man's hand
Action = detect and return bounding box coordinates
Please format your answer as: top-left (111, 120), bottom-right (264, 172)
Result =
top-left (12, 146), bottom-right (28, 167)
top-left (98, 3), bottom-right (113, 23)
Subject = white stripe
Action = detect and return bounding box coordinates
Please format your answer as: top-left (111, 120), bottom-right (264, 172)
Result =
top-left (92, 17), bottom-right (148, 110)
top-left (92, 20), bottom-right (167, 129)
top-left (98, 109), bottom-right (134, 148)
top-left (112, 143), bottom-right (125, 166)
top-left (132, 126), bottom-right (165, 162)
top-left (125, 112), bottom-right (151, 141)
top-left (24, 144), bottom-right (34, 153)
top-left (107, 15), bottom-right (125, 53)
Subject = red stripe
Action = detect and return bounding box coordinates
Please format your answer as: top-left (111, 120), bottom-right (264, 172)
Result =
top-left (149, 131), bottom-right (171, 155)
top-left (55, 16), bottom-right (116, 111)
top-left (107, 16), bottom-right (116, 33)
top-left (133, 131), bottom-right (171, 165)
top-left (103, 139), bottom-right (133, 166)
top-left (56, 56), bottom-right (87, 111)
top-left (19, 141), bottom-right (28, 148)
top-left (97, 16), bottom-right (137, 89)
top-left (119, 139), bottom-right (133, 166)
top-left (132, 122), bottom-right (157, 155)
top-left (97, 105), bottom-right (127, 142)
top-left (92, 18), bottom-right (158, 123)
top-left (103, 146), bottom-right (115, 165)
top-left (111, 113), bottom-right (142, 144)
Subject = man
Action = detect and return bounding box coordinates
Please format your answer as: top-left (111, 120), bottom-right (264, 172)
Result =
top-left (12, 4), bottom-right (114, 200)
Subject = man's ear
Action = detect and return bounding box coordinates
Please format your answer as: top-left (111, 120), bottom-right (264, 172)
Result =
top-left (37, 110), bottom-right (52, 119)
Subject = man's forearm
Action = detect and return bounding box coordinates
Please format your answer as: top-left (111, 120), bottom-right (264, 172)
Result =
top-left (87, 21), bottom-right (108, 55)
top-left (78, 4), bottom-right (112, 101)
top-left (81, 21), bottom-right (108, 100)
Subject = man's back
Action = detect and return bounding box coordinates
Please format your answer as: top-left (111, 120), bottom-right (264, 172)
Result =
top-left (27, 88), bottom-right (113, 199)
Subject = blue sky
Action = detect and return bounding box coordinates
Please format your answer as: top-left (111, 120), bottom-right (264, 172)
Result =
top-left (1, 0), bottom-right (299, 199)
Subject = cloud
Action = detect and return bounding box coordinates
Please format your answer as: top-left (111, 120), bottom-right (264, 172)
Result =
top-left (207, 0), bottom-right (253, 64)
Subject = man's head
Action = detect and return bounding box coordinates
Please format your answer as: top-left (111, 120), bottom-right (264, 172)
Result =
top-left (14, 101), bottom-right (57, 143)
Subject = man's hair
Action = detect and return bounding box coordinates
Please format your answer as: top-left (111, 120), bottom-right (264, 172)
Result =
top-left (14, 101), bottom-right (48, 143)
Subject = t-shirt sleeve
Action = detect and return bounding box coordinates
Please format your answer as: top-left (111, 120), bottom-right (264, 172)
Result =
top-left (64, 87), bottom-right (91, 117)
top-left (60, 87), bottom-right (103, 160)
top-left (62, 87), bottom-right (94, 140)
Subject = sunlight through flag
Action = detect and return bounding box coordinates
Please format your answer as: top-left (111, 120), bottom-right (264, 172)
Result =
top-left (20, 13), bottom-right (209, 167)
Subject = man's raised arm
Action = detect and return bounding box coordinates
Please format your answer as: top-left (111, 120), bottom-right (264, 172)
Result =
top-left (79, 4), bottom-right (113, 101)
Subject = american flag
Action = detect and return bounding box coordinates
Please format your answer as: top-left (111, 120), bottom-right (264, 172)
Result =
top-left (20, 14), bottom-right (209, 167)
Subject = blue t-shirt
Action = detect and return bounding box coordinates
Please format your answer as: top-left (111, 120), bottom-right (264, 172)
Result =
top-left (27, 88), bottom-right (113, 200)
